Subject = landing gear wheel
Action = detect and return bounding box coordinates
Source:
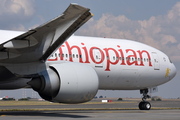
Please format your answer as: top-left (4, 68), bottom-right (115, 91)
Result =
top-left (144, 101), bottom-right (151, 110)
top-left (139, 89), bottom-right (151, 110)
top-left (139, 101), bottom-right (144, 110)
top-left (138, 101), bottom-right (151, 110)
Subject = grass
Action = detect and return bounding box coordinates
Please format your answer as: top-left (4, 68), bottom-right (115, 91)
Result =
top-left (0, 101), bottom-right (59, 106)
top-left (0, 101), bottom-right (136, 106)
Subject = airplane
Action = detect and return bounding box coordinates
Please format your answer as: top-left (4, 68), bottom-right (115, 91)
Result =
top-left (0, 4), bottom-right (176, 110)
top-left (0, 96), bottom-right (8, 100)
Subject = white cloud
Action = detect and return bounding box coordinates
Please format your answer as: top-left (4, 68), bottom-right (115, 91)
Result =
top-left (0, 0), bottom-right (35, 17)
top-left (9, 24), bottom-right (26, 31)
top-left (77, 2), bottom-right (180, 62)
top-left (0, 0), bottom-right (36, 30)
top-left (29, 24), bottom-right (39, 30)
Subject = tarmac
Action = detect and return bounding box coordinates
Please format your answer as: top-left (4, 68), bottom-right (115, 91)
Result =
top-left (0, 99), bottom-right (180, 120)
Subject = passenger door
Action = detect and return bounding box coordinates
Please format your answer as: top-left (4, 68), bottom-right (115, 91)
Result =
top-left (152, 52), bottom-right (160, 70)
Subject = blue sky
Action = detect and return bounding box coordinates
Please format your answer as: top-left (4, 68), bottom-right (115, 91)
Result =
top-left (0, 0), bottom-right (180, 99)
top-left (34, 0), bottom-right (179, 20)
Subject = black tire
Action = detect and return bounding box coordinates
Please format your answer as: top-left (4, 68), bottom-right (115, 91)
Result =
top-left (138, 101), bottom-right (151, 110)
top-left (139, 101), bottom-right (144, 110)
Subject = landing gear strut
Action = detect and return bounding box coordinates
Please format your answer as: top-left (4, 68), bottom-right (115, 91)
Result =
top-left (138, 89), bottom-right (151, 110)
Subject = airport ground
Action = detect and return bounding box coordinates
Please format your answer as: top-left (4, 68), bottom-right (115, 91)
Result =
top-left (0, 98), bottom-right (179, 120)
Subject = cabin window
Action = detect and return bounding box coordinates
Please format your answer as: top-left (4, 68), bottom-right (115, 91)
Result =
top-left (96, 55), bottom-right (98, 59)
top-left (55, 53), bottom-right (57, 57)
top-left (147, 58), bottom-right (148, 62)
top-left (113, 56), bottom-right (115, 60)
top-left (73, 54), bottom-right (75, 58)
top-left (163, 57), bottom-right (166, 62)
top-left (51, 54), bottom-right (53, 57)
top-left (129, 57), bottom-right (131, 61)
top-left (69, 54), bottom-right (71, 58)
top-left (132, 58), bottom-right (134, 61)
top-left (138, 58), bottom-right (140, 61)
top-left (76, 54), bottom-right (78, 58)
top-left (107, 56), bottom-right (109, 60)
top-left (144, 58), bottom-right (146, 62)
top-left (123, 57), bottom-right (124, 60)
top-left (120, 57), bottom-right (121, 60)
top-left (168, 57), bottom-right (172, 63)
top-left (62, 54), bottom-right (64, 57)
top-left (116, 57), bottom-right (118, 60)
top-left (141, 58), bottom-right (143, 61)
top-left (80, 55), bottom-right (82, 58)
top-left (66, 54), bottom-right (68, 58)
top-left (58, 53), bottom-right (60, 57)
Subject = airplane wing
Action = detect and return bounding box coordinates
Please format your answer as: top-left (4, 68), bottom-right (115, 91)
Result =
top-left (0, 4), bottom-right (93, 63)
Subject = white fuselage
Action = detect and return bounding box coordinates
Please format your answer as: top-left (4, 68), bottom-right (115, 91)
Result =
top-left (0, 30), bottom-right (176, 90)
top-left (47, 35), bottom-right (176, 90)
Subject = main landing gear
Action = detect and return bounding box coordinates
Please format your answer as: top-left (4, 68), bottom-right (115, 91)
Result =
top-left (139, 89), bottom-right (151, 110)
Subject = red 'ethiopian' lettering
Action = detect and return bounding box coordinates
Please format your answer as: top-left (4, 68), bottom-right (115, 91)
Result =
top-left (59, 46), bottom-right (64, 60)
top-left (89, 47), bottom-right (105, 64)
top-left (81, 43), bottom-right (90, 63)
top-left (48, 57), bottom-right (57, 61)
top-left (103, 48), bottom-right (119, 71)
top-left (117, 45), bottom-right (126, 65)
top-left (65, 41), bottom-right (83, 63)
top-left (126, 49), bottom-right (138, 66)
top-left (137, 50), bottom-right (152, 66)
top-left (48, 41), bottom-right (153, 71)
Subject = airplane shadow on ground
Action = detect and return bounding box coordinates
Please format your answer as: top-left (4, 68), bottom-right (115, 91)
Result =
top-left (0, 111), bottom-right (90, 118)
